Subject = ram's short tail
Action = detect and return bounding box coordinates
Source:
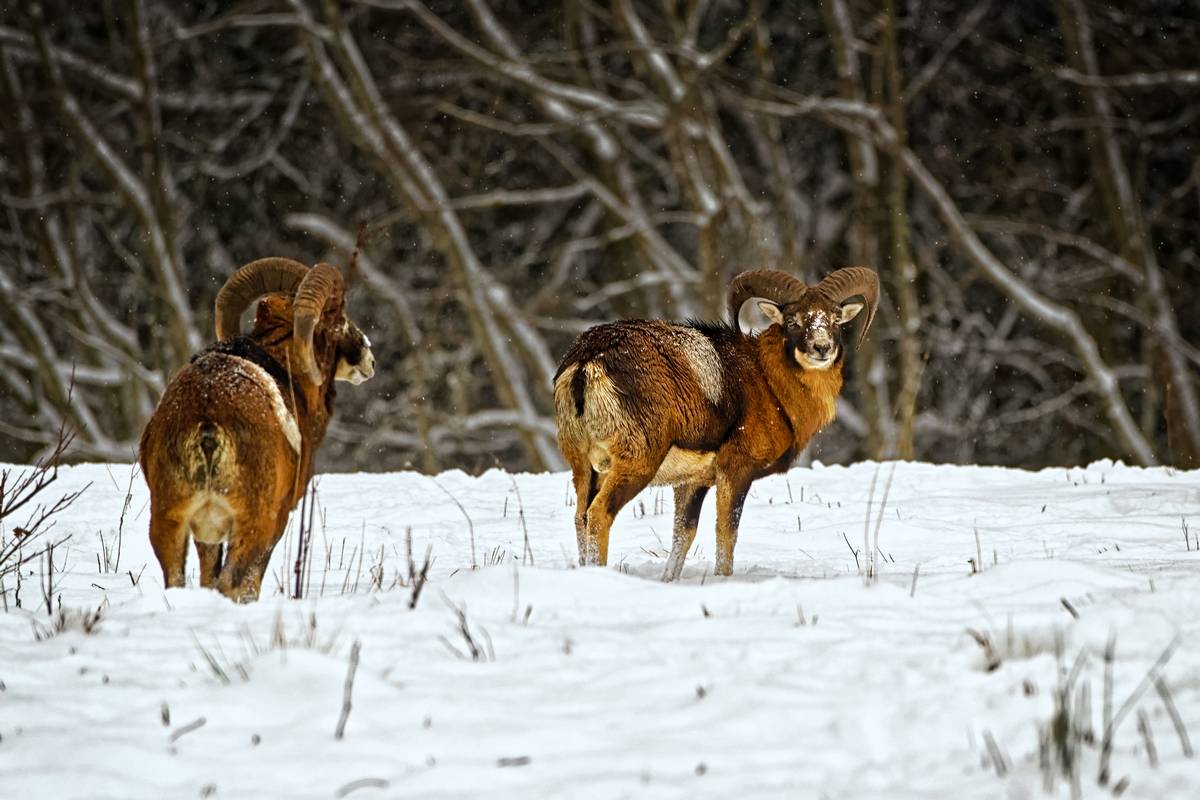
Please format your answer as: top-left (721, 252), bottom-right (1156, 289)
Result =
top-left (570, 362), bottom-right (588, 416)
top-left (198, 422), bottom-right (219, 468)
top-left (186, 421), bottom-right (232, 487)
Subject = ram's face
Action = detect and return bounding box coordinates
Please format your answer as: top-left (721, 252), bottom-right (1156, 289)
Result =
top-left (758, 298), bottom-right (864, 371)
top-left (334, 319), bottom-right (376, 385)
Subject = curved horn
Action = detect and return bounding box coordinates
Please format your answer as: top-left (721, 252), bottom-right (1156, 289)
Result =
top-left (726, 269), bottom-right (808, 331)
top-left (815, 267), bottom-right (880, 348)
top-left (292, 263), bottom-right (345, 386)
top-left (214, 258), bottom-right (310, 340)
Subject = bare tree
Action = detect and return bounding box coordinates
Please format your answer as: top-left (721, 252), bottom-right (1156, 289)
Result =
top-left (0, 1), bottom-right (1194, 472)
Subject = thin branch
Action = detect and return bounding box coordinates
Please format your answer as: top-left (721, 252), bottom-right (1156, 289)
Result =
top-left (1054, 67), bottom-right (1200, 90)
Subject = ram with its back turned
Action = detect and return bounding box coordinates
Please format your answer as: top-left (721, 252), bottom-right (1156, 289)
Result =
top-left (139, 258), bottom-right (375, 602)
top-left (554, 268), bottom-right (879, 580)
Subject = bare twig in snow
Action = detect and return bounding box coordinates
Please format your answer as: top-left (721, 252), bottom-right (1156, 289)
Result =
top-left (334, 640), bottom-right (362, 741)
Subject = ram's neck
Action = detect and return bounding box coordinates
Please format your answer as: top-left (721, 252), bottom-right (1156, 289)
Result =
top-left (251, 333), bottom-right (334, 504)
top-left (757, 328), bottom-right (845, 449)
top-left (280, 379), bottom-right (333, 506)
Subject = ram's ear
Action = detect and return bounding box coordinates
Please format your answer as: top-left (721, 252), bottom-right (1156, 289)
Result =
top-left (837, 301), bottom-right (864, 325)
top-left (757, 300), bottom-right (785, 326)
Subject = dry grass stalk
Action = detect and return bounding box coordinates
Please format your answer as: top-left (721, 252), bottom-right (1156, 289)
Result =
top-left (439, 594), bottom-right (494, 662)
top-left (334, 640), bottom-right (362, 740)
top-left (1, 422), bottom-right (86, 586)
top-left (406, 527), bottom-right (432, 610)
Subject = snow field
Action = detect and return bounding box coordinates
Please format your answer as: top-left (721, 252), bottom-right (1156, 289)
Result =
top-left (1, 460), bottom-right (1199, 798)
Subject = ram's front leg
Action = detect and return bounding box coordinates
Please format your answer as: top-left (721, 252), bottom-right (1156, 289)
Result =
top-left (195, 542), bottom-right (224, 588)
top-left (713, 473), bottom-right (752, 577)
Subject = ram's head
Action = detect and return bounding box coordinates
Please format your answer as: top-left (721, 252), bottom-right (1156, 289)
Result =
top-left (214, 258), bottom-right (375, 386)
top-left (727, 267), bottom-right (879, 370)
top-left (333, 319), bottom-right (374, 385)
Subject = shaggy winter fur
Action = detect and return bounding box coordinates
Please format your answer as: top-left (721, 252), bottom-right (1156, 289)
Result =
top-left (554, 294), bottom-right (866, 579)
top-left (140, 286), bottom-right (374, 601)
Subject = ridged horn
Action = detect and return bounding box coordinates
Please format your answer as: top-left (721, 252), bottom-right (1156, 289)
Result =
top-left (726, 269), bottom-right (808, 331)
top-left (814, 267), bottom-right (880, 348)
top-left (214, 258), bottom-right (310, 341)
top-left (292, 263), bottom-right (345, 386)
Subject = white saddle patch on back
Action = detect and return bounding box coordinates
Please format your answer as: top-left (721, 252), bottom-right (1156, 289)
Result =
top-left (231, 355), bottom-right (302, 456)
top-left (676, 328), bottom-right (723, 404)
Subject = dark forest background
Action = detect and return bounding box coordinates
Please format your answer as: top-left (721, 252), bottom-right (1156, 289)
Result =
top-left (1, 0), bottom-right (1198, 473)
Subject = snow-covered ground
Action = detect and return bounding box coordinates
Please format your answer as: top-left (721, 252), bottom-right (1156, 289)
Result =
top-left (2, 460), bottom-right (1199, 799)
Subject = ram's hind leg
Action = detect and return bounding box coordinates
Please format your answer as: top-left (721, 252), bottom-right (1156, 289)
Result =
top-left (149, 500), bottom-right (189, 589)
top-left (568, 459), bottom-right (600, 566)
top-left (215, 501), bottom-right (280, 602)
top-left (216, 523), bottom-right (272, 603)
top-left (663, 484), bottom-right (709, 582)
top-left (583, 460), bottom-right (658, 566)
